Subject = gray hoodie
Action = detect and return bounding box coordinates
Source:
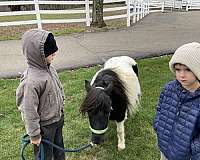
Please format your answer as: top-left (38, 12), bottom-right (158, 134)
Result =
top-left (16, 29), bottom-right (65, 140)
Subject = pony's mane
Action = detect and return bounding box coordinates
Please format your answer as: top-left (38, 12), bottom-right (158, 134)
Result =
top-left (80, 69), bottom-right (129, 115)
top-left (108, 67), bottom-right (140, 114)
top-left (96, 70), bottom-right (129, 111)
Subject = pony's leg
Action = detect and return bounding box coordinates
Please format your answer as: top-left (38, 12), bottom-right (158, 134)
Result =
top-left (125, 110), bottom-right (128, 120)
top-left (116, 110), bottom-right (127, 150)
top-left (115, 119), bottom-right (126, 151)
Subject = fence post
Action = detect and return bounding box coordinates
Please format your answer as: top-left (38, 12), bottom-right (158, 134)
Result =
top-left (186, 0), bottom-right (189, 11)
top-left (127, 0), bottom-right (130, 27)
top-left (133, 2), bottom-right (136, 23)
top-left (136, 3), bottom-right (139, 21)
top-left (85, 0), bottom-right (90, 26)
top-left (147, 0), bottom-right (150, 14)
top-left (34, 0), bottom-right (42, 29)
top-left (146, 2), bottom-right (148, 16)
top-left (186, 4), bottom-right (188, 11)
top-left (161, 1), bottom-right (164, 12)
top-left (142, 3), bottom-right (144, 18)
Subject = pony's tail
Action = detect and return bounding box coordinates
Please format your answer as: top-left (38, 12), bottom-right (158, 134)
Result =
top-left (127, 94), bottom-right (141, 115)
top-left (126, 78), bottom-right (141, 116)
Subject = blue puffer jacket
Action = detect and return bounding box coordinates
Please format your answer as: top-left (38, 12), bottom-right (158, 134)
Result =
top-left (153, 80), bottom-right (200, 160)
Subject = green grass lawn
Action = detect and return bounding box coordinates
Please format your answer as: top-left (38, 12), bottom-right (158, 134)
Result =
top-left (0, 11), bottom-right (127, 41)
top-left (0, 55), bottom-right (174, 160)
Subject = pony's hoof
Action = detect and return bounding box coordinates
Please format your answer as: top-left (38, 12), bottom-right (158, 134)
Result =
top-left (118, 144), bottom-right (125, 151)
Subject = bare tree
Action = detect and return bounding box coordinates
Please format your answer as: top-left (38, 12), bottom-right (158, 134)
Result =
top-left (91, 0), bottom-right (106, 28)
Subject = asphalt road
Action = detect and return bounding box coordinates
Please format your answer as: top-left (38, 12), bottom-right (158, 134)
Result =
top-left (0, 11), bottom-right (200, 78)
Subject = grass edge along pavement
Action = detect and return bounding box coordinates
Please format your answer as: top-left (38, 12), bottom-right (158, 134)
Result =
top-left (0, 55), bottom-right (173, 160)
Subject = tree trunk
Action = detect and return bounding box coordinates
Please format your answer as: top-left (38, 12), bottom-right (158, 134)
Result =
top-left (91, 0), bottom-right (106, 28)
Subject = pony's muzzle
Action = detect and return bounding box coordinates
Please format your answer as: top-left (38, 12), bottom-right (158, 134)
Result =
top-left (91, 133), bottom-right (105, 145)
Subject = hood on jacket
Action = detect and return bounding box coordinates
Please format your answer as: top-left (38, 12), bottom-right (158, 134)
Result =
top-left (22, 29), bottom-right (50, 70)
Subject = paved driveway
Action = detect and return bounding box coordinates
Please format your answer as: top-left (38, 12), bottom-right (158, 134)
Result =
top-left (0, 11), bottom-right (200, 78)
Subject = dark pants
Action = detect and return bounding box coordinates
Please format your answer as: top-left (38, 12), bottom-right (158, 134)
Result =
top-left (34, 116), bottom-right (65, 160)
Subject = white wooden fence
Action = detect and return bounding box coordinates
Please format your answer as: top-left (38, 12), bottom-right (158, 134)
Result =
top-left (0, 0), bottom-right (199, 29)
top-left (0, 0), bottom-right (150, 28)
top-left (148, 0), bottom-right (200, 12)
top-left (130, 0), bottom-right (149, 23)
top-left (186, 0), bottom-right (200, 11)
top-left (148, 0), bottom-right (164, 12)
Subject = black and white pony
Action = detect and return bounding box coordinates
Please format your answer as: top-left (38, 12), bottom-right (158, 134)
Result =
top-left (80, 56), bottom-right (141, 150)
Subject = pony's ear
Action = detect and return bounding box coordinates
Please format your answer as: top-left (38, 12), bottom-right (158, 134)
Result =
top-left (105, 83), bottom-right (113, 95)
top-left (132, 65), bottom-right (138, 77)
top-left (85, 80), bottom-right (91, 92)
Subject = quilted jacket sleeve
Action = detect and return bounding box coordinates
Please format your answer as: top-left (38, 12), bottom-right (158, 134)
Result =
top-left (153, 88), bottom-right (165, 131)
top-left (191, 117), bottom-right (200, 160)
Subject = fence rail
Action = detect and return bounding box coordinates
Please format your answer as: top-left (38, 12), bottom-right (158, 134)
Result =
top-left (0, 0), bottom-right (149, 28)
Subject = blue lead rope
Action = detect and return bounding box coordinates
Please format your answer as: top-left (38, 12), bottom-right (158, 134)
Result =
top-left (20, 134), bottom-right (93, 160)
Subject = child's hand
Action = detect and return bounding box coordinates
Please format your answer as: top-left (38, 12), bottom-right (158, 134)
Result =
top-left (31, 137), bottom-right (41, 146)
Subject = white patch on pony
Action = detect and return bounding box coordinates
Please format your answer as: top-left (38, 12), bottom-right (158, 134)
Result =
top-left (115, 120), bottom-right (126, 150)
top-left (104, 56), bottom-right (141, 115)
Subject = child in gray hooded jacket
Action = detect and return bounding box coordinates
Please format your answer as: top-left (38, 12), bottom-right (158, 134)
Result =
top-left (16, 29), bottom-right (65, 160)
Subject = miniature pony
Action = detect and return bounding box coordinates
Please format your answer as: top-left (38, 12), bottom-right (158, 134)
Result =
top-left (80, 56), bottom-right (141, 150)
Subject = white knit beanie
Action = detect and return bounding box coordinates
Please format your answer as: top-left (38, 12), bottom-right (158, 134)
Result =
top-left (169, 42), bottom-right (200, 80)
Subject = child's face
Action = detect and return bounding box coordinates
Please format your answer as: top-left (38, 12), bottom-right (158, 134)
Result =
top-left (46, 52), bottom-right (56, 64)
top-left (174, 64), bottom-right (199, 91)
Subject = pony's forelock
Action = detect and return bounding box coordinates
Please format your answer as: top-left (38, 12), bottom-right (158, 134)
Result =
top-left (80, 88), bottom-right (111, 114)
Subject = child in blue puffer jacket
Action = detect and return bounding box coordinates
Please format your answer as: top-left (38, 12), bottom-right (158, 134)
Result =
top-left (153, 42), bottom-right (200, 160)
